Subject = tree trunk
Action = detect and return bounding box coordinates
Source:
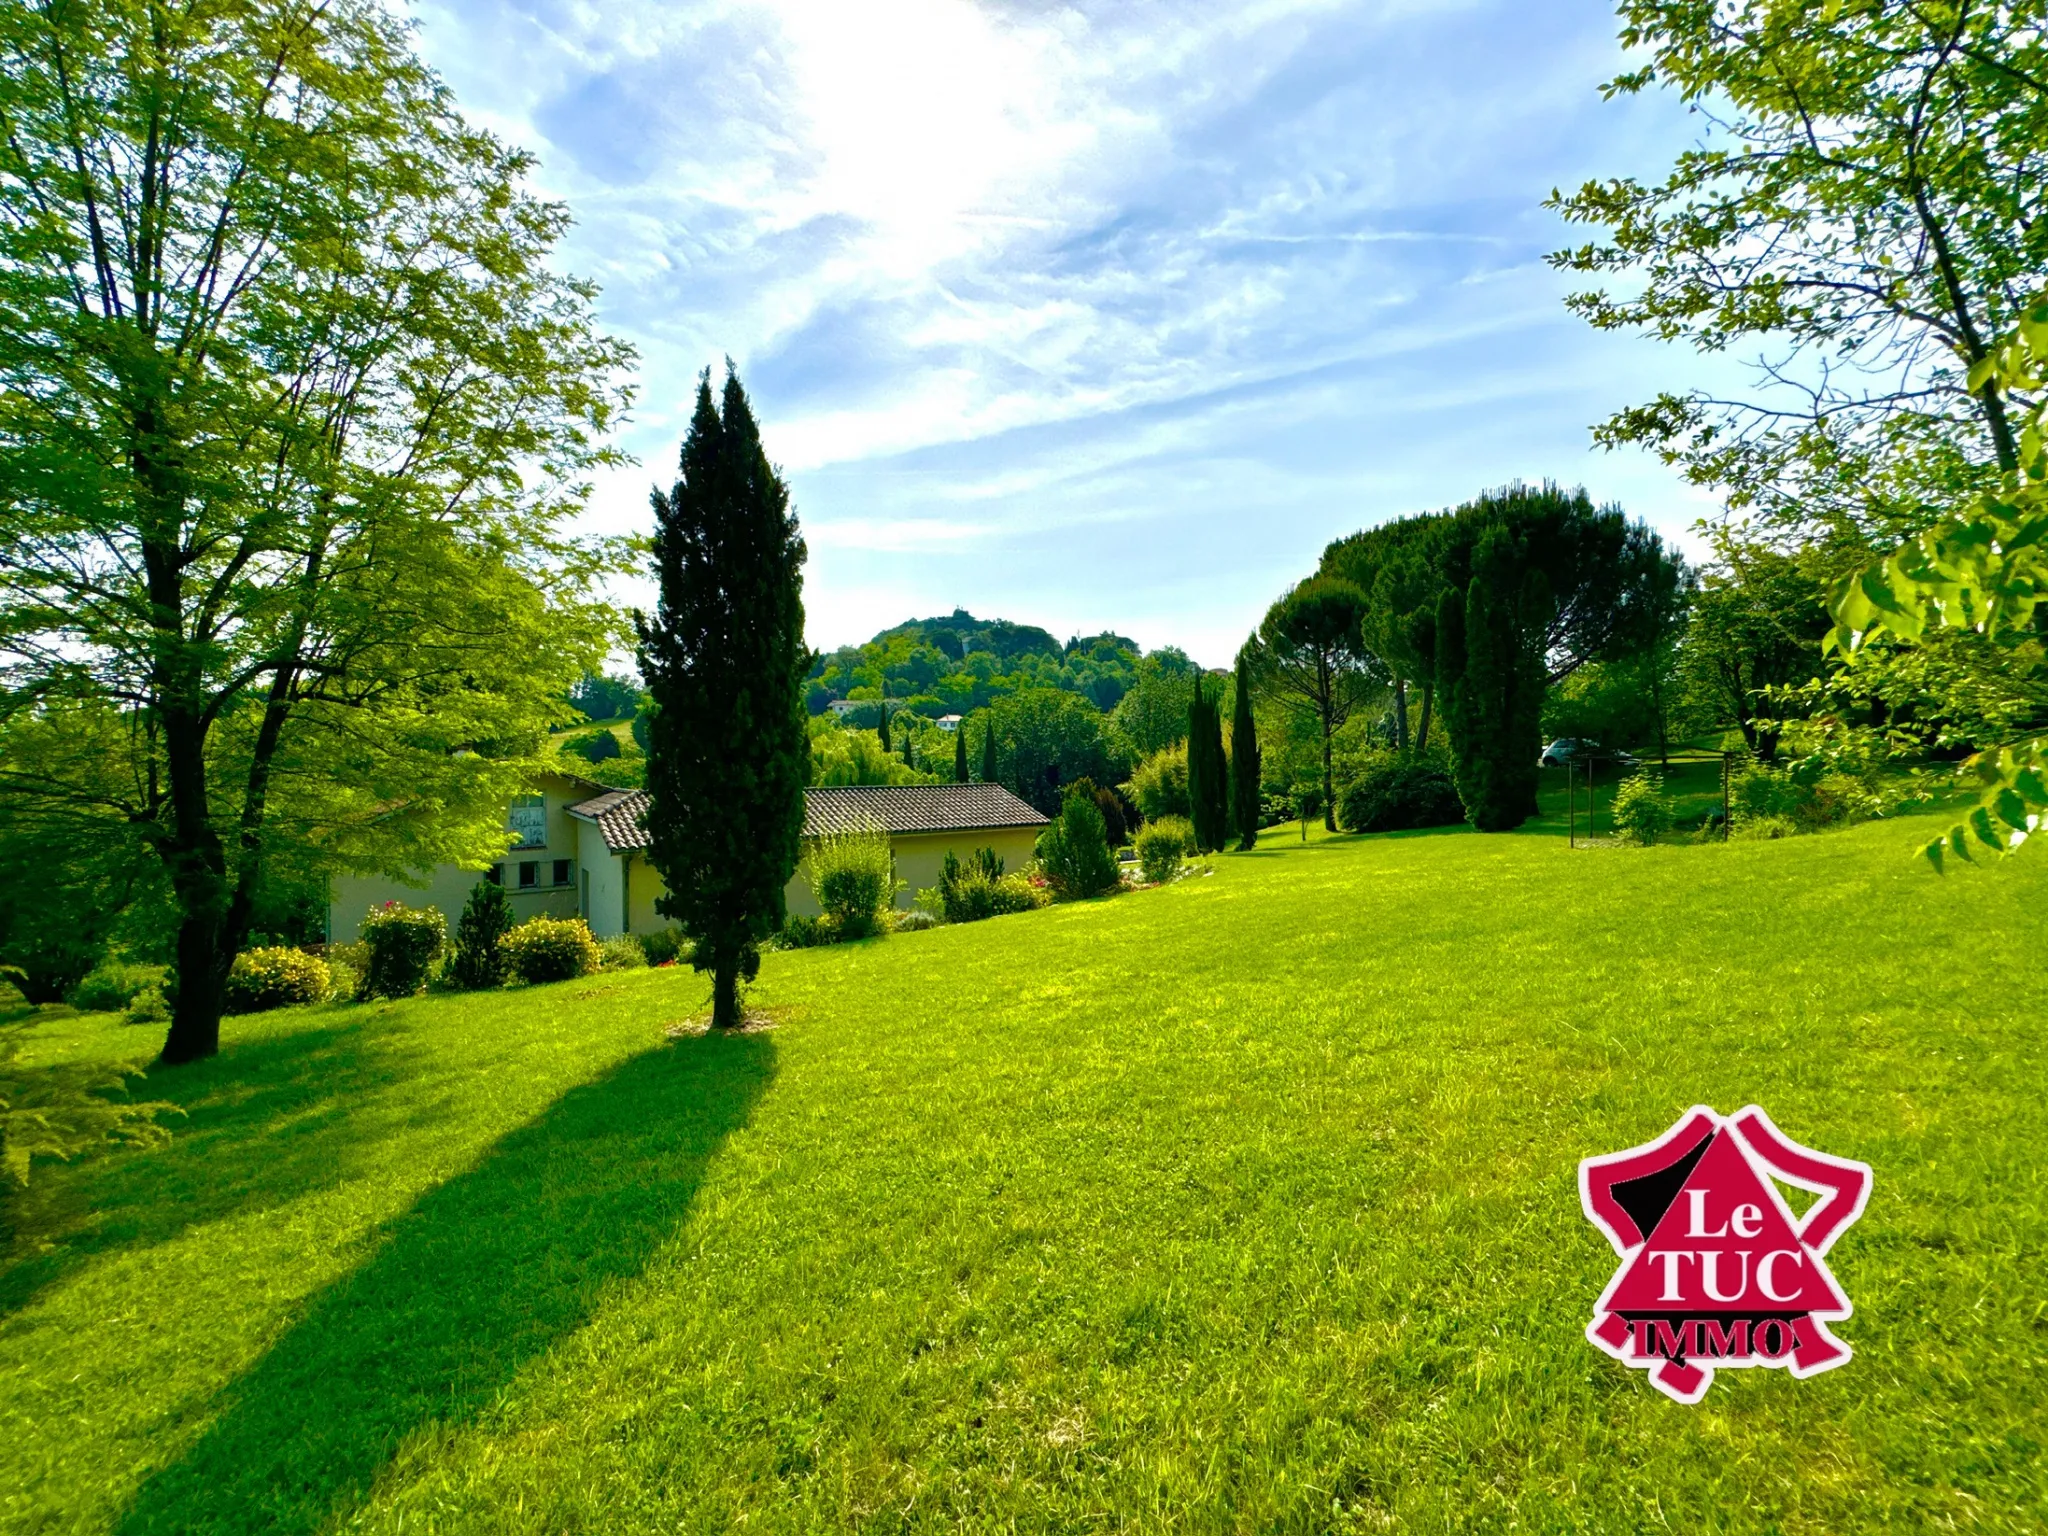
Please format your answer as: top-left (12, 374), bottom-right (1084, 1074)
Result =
top-left (1393, 677), bottom-right (1410, 754)
top-left (1321, 718), bottom-right (1337, 832)
top-left (1416, 680), bottom-right (1434, 754)
top-left (711, 954), bottom-right (741, 1030)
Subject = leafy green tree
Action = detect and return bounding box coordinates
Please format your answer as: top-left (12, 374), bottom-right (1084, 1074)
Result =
top-left (954, 724), bottom-right (970, 783)
top-left (1831, 297), bottom-right (2048, 865)
top-left (988, 688), bottom-right (1121, 815)
top-left (1109, 647), bottom-right (1202, 756)
top-left (1322, 517), bottom-right (1448, 753)
top-left (0, 0), bottom-right (628, 1062)
top-left (571, 674), bottom-right (641, 723)
top-left (980, 717), bottom-right (999, 784)
top-left (1253, 578), bottom-right (1378, 831)
top-left (1034, 788), bottom-right (1120, 899)
top-left (637, 368), bottom-right (809, 1030)
top-left (1682, 540), bottom-right (1830, 760)
top-left (1550, 3), bottom-right (2047, 547)
top-left (1230, 645), bottom-right (1262, 850)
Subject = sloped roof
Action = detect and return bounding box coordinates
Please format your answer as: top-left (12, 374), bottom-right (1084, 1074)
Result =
top-left (567, 782), bottom-right (1048, 854)
top-left (804, 783), bottom-right (1049, 836)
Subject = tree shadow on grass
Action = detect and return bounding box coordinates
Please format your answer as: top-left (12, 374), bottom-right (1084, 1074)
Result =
top-left (1, 1016), bottom-right (435, 1317)
top-left (115, 1030), bottom-right (775, 1536)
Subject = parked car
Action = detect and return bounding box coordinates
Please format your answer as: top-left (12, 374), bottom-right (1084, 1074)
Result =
top-left (1540, 738), bottom-right (1637, 769)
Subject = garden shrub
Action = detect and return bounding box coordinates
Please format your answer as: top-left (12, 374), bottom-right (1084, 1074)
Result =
top-left (224, 947), bottom-right (332, 1014)
top-left (804, 823), bottom-right (900, 939)
top-left (501, 917), bottom-right (602, 984)
top-left (1136, 817), bottom-right (1191, 884)
top-left (775, 913), bottom-right (831, 949)
top-left (67, 961), bottom-right (168, 1014)
top-left (1610, 771), bottom-right (1674, 846)
top-left (1337, 760), bottom-right (1465, 834)
top-left (1129, 744), bottom-right (1191, 822)
top-left (1731, 813), bottom-right (1798, 841)
top-left (894, 909), bottom-right (940, 933)
top-left (1036, 789), bottom-right (1120, 899)
top-left (598, 934), bottom-right (647, 971)
top-left (991, 873), bottom-right (1047, 914)
top-left (639, 927), bottom-right (690, 966)
top-left (1067, 776), bottom-right (1134, 846)
top-left (1727, 763), bottom-right (1874, 838)
top-left (448, 879), bottom-right (513, 991)
top-left (563, 728), bottom-right (622, 764)
top-left (124, 985), bottom-right (170, 1025)
top-left (359, 904), bottom-right (447, 999)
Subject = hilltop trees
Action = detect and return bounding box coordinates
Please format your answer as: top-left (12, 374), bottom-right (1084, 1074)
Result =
top-left (0, 0), bottom-right (630, 1061)
top-left (638, 368), bottom-right (809, 1030)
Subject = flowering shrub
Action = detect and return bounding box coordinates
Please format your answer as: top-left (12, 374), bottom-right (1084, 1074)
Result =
top-left (359, 903), bottom-right (446, 999)
top-left (501, 916), bottom-right (602, 984)
top-left (224, 947), bottom-right (332, 1014)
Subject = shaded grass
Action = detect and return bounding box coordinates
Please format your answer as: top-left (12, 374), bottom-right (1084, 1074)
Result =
top-left (3, 810), bottom-right (2044, 1533)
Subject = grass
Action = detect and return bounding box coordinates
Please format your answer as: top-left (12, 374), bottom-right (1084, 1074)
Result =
top-left (3, 802), bottom-right (2044, 1533)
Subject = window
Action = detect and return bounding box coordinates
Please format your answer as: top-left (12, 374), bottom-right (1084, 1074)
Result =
top-left (552, 859), bottom-right (572, 887)
top-left (484, 864), bottom-right (502, 886)
top-left (507, 795), bottom-right (546, 850)
top-left (518, 861), bottom-right (539, 889)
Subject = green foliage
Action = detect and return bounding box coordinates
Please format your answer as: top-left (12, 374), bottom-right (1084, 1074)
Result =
top-left (1186, 675), bottom-right (1230, 854)
top-left (1610, 772), bottom-right (1675, 847)
top-left (1830, 298), bottom-right (2048, 866)
top-left (928, 847), bottom-right (1036, 924)
top-left (124, 986), bottom-right (171, 1026)
top-left (774, 914), bottom-right (832, 950)
top-left (809, 724), bottom-right (939, 787)
top-left (980, 719), bottom-right (999, 786)
top-left (223, 949), bottom-right (333, 1015)
top-left (501, 918), bottom-right (602, 985)
top-left (449, 881), bottom-right (514, 992)
top-left (1130, 744), bottom-right (1192, 822)
top-left (571, 674), bottom-right (641, 724)
top-left (1551, 4), bottom-right (2040, 549)
top-left (1135, 818), bottom-right (1191, 885)
top-left (598, 936), bottom-right (647, 972)
top-left (359, 906), bottom-right (447, 1001)
top-left (1230, 647), bottom-right (1262, 850)
top-left (1, 1021), bottom-right (174, 1200)
top-left (1442, 523), bottom-right (1549, 831)
top-left (954, 726), bottom-right (970, 784)
top-left (803, 825), bottom-right (901, 940)
top-left (639, 928), bottom-right (690, 967)
top-left (67, 962), bottom-right (169, 1015)
top-left (637, 368), bottom-right (811, 1028)
top-left (987, 688), bottom-right (1125, 815)
top-left (808, 610), bottom-right (1141, 720)
top-left (1681, 541), bottom-right (1829, 760)
top-left (0, 0), bottom-right (632, 1061)
top-left (562, 729), bottom-right (623, 766)
top-left (1109, 648), bottom-right (1203, 757)
top-left (1066, 778), bottom-right (1132, 847)
top-left (1035, 790), bottom-right (1121, 900)
top-left (1253, 576), bottom-right (1380, 831)
top-left (1337, 761), bottom-right (1465, 835)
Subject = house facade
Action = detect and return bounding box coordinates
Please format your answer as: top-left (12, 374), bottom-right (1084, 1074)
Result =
top-left (327, 775), bottom-right (1049, 940)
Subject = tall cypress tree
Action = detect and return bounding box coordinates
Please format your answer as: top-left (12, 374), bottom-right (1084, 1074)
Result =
top-left (980, 718), bottom-right (999, 786)
top-left (903, 730), bottom-right (915, 771)
top-left (879, 704), bottom-right (892, 755)
top-left (637, 366), bottom-right (809, 1029)
top-left (1187, 675), bottom-right (1229, 853)
top-left (954, 723), bottom-right (969, 783)
top-left (1439, 526), bottom-right (1548, 831)
top-left (1230, 645), bottom-right (1261, 850)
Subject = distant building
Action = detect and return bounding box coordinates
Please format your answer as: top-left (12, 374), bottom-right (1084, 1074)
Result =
top-left (935, 714), bottom-right (963, 732)
top-left (328, 777), bottom-right (1048, 939)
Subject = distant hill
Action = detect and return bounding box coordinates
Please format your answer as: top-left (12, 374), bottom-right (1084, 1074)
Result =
top-left (867, 609), bottom-right (1137, 663)
top-left (808, 609), bottom-right (1146, 717)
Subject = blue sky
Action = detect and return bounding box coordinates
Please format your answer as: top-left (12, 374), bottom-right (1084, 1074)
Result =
top-left (414, 0), bottom-right (1726, 666)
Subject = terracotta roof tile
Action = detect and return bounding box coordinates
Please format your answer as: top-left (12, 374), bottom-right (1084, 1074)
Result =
top-left (567, 783), bottom-right (1048, 854)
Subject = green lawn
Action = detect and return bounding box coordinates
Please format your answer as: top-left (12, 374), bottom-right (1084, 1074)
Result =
top-left (3, 807), bottom-right (2044, 1533)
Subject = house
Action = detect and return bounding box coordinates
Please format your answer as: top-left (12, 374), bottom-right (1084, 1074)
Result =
top-left (935, 714), bottom-right (963, 732)
top-left (327, 775), bottom-right (1049, 940)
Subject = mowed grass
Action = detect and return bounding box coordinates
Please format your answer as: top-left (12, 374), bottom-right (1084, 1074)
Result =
top-left (3, 806), bottom-right (2044, 1534)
